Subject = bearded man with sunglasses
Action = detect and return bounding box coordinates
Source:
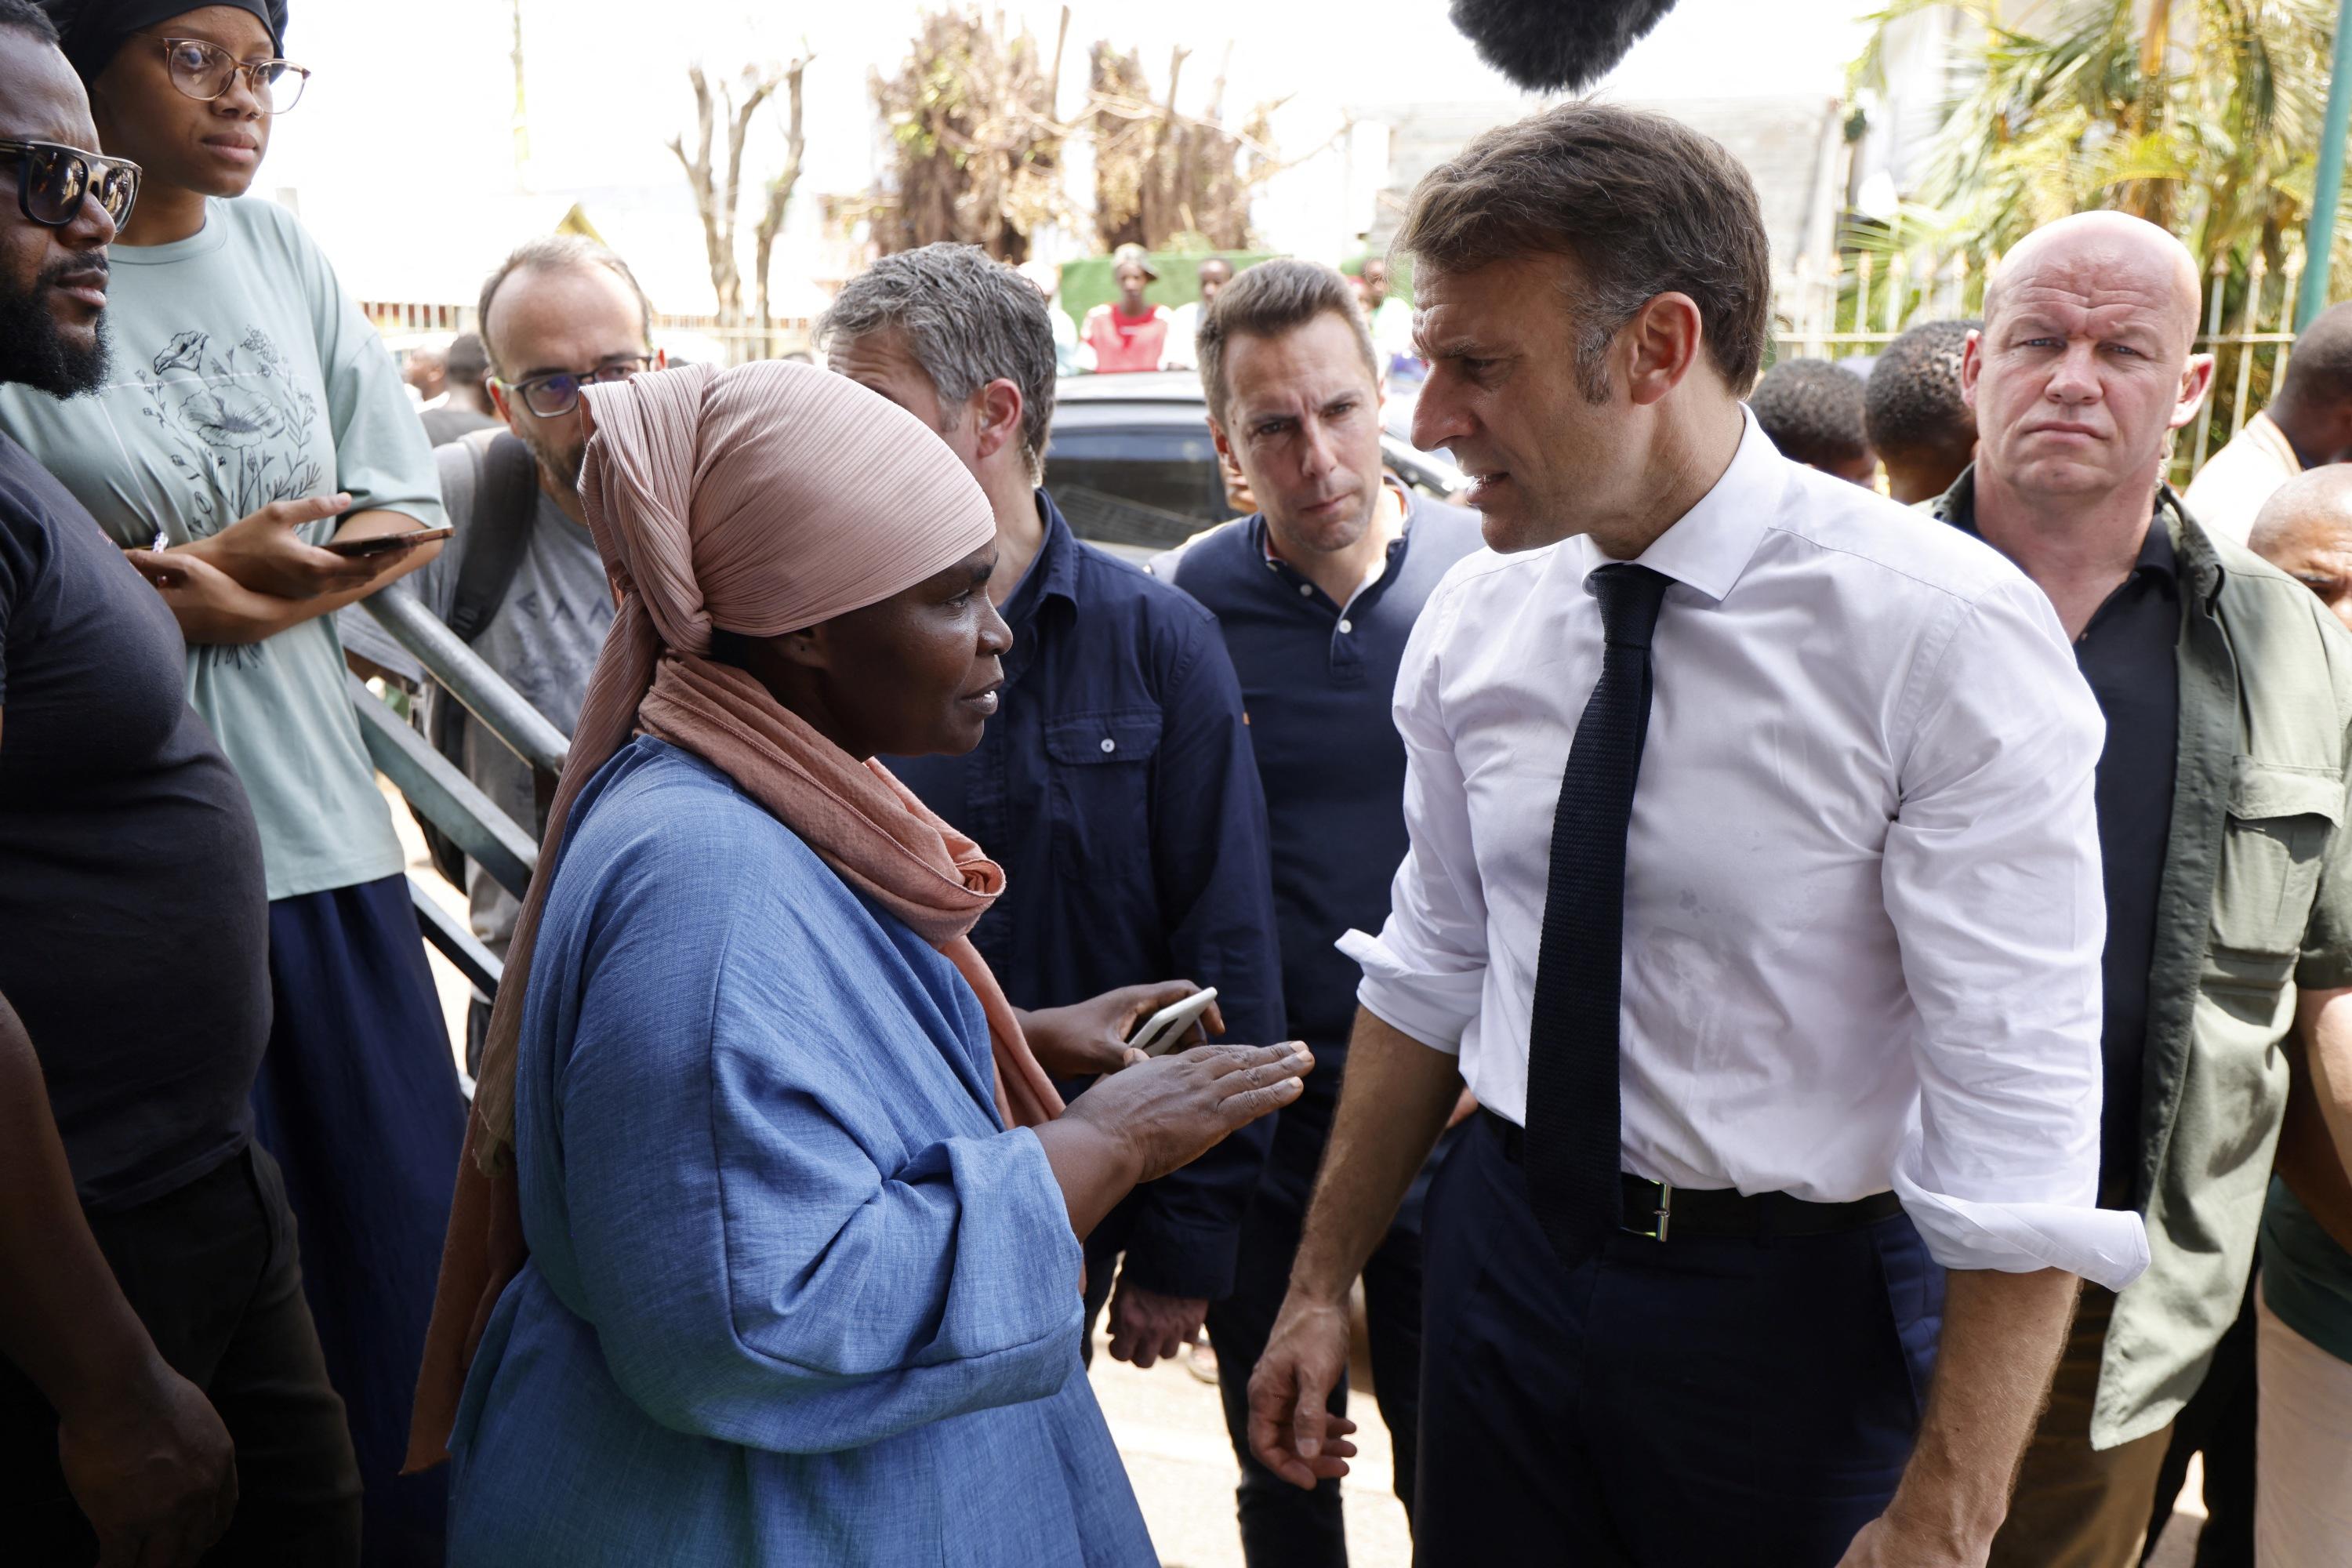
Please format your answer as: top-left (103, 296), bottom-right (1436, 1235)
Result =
top-left (0, 5), bottom-right (361, 1564)
top-left (0, 4), bottom-right (463, 1563)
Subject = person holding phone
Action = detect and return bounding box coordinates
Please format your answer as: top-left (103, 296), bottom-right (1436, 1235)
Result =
top-left (0, 9), bottom-right (361, 1562)
top-left (411, 361), bottom-right (1319, 1565)
top-left (0, 4), bottom-right (461, 1561)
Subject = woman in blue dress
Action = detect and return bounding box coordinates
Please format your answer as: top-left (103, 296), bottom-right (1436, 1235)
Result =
top-left (410, 359), bottom-right (1326, 1565)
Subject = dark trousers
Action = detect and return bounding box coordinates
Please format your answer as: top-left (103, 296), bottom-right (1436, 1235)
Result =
top-left (0, 1145), bottom-right (362, 1564)
top-left (1414, 1112), bottom-right (1944, 1568)
top-left (1203, 1121), bottom-right (1453, 1567)
top-left (252, 875), bottom-right (466, 1567)
top-left (2142, 1272), bottom-right (2259, 1567)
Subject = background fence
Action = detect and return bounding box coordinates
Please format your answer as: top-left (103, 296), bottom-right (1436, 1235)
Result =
top-left (361, 300), bottom-right (818, 367)
top-left (1773, 241), bottom-right (2310, 488)
top-left (372, 238), bottom-right (2313, 488)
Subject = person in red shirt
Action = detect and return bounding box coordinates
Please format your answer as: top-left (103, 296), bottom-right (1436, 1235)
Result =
top-left (1081, 244), bottom-right (1170, 373)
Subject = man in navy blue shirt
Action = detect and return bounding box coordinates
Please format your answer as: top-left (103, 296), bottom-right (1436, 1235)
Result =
top-left (1155, 259), bottom-right (1484, 1566)
top-left (822, 243), bottom-right (1287, 1372)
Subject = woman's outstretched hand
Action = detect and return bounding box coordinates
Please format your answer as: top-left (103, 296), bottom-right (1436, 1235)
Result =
top-left (1033, 1043), bottom-right (1312, 1241)
top-left (1066, 1041), bottom-right (1310, 1184)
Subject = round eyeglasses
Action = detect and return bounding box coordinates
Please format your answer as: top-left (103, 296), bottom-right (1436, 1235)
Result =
top-left (153, 35), bottom-right (311, 114)
top-left (499, 360), bottom-right (654, 419)
top-left (0, 140), bottom-right (141, 229)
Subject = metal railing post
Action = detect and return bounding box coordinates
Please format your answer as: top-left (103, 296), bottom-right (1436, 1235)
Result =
top-left (2297, 0), bottom-right (2352, 331)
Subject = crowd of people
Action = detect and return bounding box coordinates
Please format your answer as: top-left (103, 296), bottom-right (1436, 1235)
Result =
top-left (4, 3), bottom-right (2352, 1568)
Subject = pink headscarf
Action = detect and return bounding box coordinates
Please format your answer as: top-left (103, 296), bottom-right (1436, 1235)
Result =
top-left (408, 359), bottom-right (1062, 1470)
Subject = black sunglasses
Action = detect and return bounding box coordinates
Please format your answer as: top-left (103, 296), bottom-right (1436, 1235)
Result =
top-left (0, 140), bottom-right (142, 229)
top-left (496, 358), bottom-right (652, 418)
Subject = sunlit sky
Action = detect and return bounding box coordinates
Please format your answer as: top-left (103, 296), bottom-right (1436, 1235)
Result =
top-left (255, 0), bottom-right (1878, 310)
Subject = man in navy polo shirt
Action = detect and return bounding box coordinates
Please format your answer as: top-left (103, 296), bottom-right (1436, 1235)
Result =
top-left (822, 243), bottom-right (1287, 1378)
top-left (1153, 257), bottom-right (1483, 1566)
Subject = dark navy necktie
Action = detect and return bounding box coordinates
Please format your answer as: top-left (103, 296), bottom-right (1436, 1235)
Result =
top-left (1524, 562), bottom-right (1671, 1270)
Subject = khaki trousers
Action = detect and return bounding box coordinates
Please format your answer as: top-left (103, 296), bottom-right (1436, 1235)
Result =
top-left (1988, 1284), bottom-right (2175, 1568)
top-left (2254, 1286), bottom-right (2352, 1567)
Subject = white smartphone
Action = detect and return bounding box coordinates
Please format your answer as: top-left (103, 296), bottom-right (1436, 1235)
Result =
top-left (1130, 986), bottom-right (1219, 1057)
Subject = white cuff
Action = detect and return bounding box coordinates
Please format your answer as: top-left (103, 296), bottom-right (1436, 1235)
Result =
top-left (1337, 927), bottom-right (1480, 1054)
top-left (1893, 1163), bottom-right (2150, 1290)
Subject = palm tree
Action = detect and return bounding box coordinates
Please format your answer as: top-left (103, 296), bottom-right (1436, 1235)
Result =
top-left (1846, 0), bottom-right (2346, 474)
top-left (1852, 0), bottom-right (2343, 294)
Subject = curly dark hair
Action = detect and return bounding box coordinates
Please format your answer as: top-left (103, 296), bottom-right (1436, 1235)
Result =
top-left (1861, 318), bottom-right (1978, 469)
top-left (1748, 358), bottom-right (1869, 469)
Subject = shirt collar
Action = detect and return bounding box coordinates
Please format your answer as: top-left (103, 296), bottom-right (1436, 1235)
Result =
top-left (1255, 480), bottom-right (1414, 561)
top-left (1254, 481), bottom-right (1414, 604)
top-left (1621, 406), bottom-right (1784, 604)
top-left (2249, 411), bottom-right (2305, 477)
top-left (1018, 490), bottom-right (1084, 612)
top-left (1938, 463), bottom-right (2180, 590)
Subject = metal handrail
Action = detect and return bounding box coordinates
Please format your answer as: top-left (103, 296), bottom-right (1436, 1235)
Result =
top-left (347, 673), bottom-right (539, 899)
top-left (347, 583), bottom-right (577, 1010)
top-left (358, 584), bottom-right (571, 777)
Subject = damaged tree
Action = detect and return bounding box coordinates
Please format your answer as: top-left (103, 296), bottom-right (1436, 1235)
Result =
top-left (1089, 41), bottom-right (1288, 252)
top-left (670, 49), bottom-right (813, 360)
top-left (869, 8), bottom-right (1074, 260)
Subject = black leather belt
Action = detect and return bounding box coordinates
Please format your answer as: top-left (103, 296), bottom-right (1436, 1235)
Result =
top-left (1477, 1108), bottom-right (1904, 1240)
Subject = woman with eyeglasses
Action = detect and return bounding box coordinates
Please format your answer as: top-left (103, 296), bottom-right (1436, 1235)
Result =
top-left (0, 4), bottom-right (463, 1563)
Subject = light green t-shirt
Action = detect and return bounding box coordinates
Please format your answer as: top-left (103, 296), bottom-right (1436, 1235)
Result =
top-left (0, 198), bottom-right (443, 899)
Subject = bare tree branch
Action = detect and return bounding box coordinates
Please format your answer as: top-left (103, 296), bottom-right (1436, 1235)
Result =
top-left (755, 49), bottom-right (815, 351)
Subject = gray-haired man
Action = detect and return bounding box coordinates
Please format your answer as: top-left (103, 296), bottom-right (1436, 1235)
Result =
top-left (823, 242), bottom-right (1288, 1385)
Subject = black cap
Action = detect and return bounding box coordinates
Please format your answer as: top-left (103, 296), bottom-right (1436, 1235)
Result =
top-left (39, 1), bottom-right (287, 83)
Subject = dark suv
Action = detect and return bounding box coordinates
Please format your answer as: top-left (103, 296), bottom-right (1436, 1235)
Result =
top-left (1044, 372), bottom-right (1465, 551)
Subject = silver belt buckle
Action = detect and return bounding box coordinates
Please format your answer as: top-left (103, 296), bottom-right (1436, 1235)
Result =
top-left (1628, 1180), bottom-right (1672, 1242)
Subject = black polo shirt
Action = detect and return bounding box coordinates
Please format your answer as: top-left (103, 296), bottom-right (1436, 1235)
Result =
top-left (1946, 479), bottom-right (2180, 1202)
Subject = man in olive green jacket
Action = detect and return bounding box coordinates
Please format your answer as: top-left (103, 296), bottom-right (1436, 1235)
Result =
top-left (1936, 212), bottom-right (2352, 1568)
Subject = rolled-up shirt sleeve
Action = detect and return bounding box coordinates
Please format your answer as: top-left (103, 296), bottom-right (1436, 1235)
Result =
top-left (1882, 575), bottom-right (2150, 1289)
top-left (1340, 584), bottom-right (1490, 1051)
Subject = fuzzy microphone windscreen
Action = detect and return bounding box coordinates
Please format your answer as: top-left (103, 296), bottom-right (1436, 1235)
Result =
top-left (1450, 0), bottom-right (1680, 93)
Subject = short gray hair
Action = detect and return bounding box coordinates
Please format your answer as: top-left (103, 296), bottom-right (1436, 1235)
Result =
top-left (1196, 259), bottom-right (1377, 428)
top-left (477, 235), bottom-right (655, 375)
top-left (820, 244), bottom-right (1058, 482)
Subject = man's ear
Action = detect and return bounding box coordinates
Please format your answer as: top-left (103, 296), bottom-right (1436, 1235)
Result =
top-left (1622, 291), bottom-right (1704, 408)
top-left (2169, 352), bottom-right (2217, 433)
top-left (488, 377), bottom-right (517, 430)
top-left (973, 378), bottom-right (1026, 464)
top-left (1207, 415), bottom-right (1233, 465)
top-left (1959, 329), bottom-right (1984, 411)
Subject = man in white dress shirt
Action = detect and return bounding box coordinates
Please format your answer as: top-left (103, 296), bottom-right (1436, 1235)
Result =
top-left (1245, 102), bottom-right (2150, 1567)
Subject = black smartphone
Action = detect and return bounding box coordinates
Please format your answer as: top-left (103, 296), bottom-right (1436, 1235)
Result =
top-left (322, 525), bottom-right (452, 558)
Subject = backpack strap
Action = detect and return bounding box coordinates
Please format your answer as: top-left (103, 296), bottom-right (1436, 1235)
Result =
top-left (447, 431), bottom-right (541, 644)
top-left (421, 431), bottom-right (545, 888)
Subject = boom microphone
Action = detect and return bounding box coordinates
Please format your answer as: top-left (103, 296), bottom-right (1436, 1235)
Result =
top-left (1450, 0), bottom-right (1680, 93)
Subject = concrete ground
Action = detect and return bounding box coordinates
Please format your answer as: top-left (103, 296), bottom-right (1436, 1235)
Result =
top-left (388, 779), bottom-right (2213, 1568)
top-left (1084, 1337), bottom-right (2209, 1568)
